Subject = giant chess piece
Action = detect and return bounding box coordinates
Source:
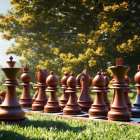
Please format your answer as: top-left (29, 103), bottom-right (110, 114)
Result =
top-left (0, 56), bottom-right (27, 122)
top-left (59, 72), bottom-right (69, 109)
top-left (89, 72), bottom-right (108, 118)
top-left (131, 65), bottom-right (140, 118)
top-left (44, 71), bottom-right (61, 113)
top-left (63, 73), bottom-right (82, 115)
top-left (108, 58), bottom-right (130, 121)
top-left (101, 72), bottom-right (110, 111)
top-left (124, 76), bottom-right (132, 112)
top-left (32, 72), bottom-right (39, 102)
top-left (78, 69), bottom-right (93, 112)
top-left (0, 91), bottom-right (6, 103)
top-left (76, 73), bottom-right (83, 89)
top-left (19, 66), bottom-right (32, 107)
top-left (32, 69), bottom-right (48, 110)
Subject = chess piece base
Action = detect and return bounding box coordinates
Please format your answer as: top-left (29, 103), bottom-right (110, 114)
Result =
top-left (88, 105), bottom-right (108, 117)
top-left (44, 102), bottom-right (61, 113)
top-left (108, 107), bottom-right (130, 121)
top-left (131, 106), bottom-right (140, 118)
top-left (78, 101), bottom-right (92, 112)
top-left (63, 104), bottom-right (81, 115)
top-left (32, 100), bottom-right (46, 111)
top-left (19, 99), bottom-right (32, 107)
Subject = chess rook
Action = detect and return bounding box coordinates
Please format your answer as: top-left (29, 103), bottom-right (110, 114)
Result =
top-left (32, 69), bottom-right (48, 111)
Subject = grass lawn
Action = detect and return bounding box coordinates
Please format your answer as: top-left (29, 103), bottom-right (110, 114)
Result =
top-left (0, 113), bottom-right (140, 140)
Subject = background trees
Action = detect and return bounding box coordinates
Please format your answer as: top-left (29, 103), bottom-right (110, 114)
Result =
top-left (0, 0), bottom-right (139, 80)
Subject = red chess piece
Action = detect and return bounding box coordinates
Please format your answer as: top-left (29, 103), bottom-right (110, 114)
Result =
top-left (131, 65), bottom-right (140, 118)
top-left (63, 73), bottom-right (82, 115)
top-left (44, 71), bottom-right (61, 113)
top-left (78, 69), bottom-right (93, 112)
top-left (32, 72), bottom-right (39, 102)
top-left (0, 56), bottom-right (27, 123)
top-left (108, 58), bottom-right (130, 121)
top-left (0, 91), bottom-right (6, 102)
top-left (101, 72), bottom-right (110, 111)
top-left (124, 76), bottom-right (132, 112)
top-left (33, 86), bottom-right (38, 102)
top-left (89, 72), bottom-right (108, 118)
top-left (32, 69), bottom-right (48, 111)
top-left (76, 73), bottom-right (83, 89)
top-left (59, 72), bottom-right (69, 109)
top-left (19, 66), bottom-right (32, 107)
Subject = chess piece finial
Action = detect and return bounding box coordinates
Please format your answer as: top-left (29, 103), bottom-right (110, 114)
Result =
top-left (7, 56), bottom-right (16, 68)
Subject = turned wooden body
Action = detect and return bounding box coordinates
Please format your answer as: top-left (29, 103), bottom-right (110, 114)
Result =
top-left (44, 71), bottom-right (61, 113)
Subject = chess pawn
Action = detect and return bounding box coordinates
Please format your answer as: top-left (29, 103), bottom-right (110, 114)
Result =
top-left (124, 76), bottom-right (132, 112)
top-left (19, 66), bottom-right (32, 107)
top-left (0, 91), bottom-right (6, 102)
top-left (89, 72), bottom-right (108, 118)
top-left (131, 65), bottom-right (140, 118)
top-left (101, 72), bottom-right (110, 111)
top-left (44, 71), bottom-right (61, 113)
top-left (59, 72), bottom-right (69, 109)
top-left (108, 58), bottom-right (130, 121)
top-left (0, 56), bottom-right (26, 122)
top-left (33, 86), bottom-right (38, 102)
top-left (76, 73), bottom-right (83, 89)
top-left (32, 72), bottom-right (39, 102)
top-left (63, 73), bottom-right (82, 115)
top-left (32, 69), bottom-right (48, 110)
top-left (78, 69), bottom-right (93, 112)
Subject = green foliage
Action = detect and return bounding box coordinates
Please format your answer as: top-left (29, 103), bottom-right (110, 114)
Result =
top-left (0, 113), bottom-right (140, 140)
top-left (0, 0), bottom-right (139, 78)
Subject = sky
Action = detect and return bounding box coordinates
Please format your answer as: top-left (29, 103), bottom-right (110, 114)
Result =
top-left (0, 0), bottom-right (21, 67)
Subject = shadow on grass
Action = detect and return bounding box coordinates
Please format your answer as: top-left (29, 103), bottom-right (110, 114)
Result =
top-left (19, 119), bottom-right (86, 133)
top-left (0, 130), bottom-right (42, 140)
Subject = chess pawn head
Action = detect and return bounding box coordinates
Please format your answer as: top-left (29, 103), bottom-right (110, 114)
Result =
top-left (20, 67), bottom-right (32, 83)
top-left (93, 72), bottom-right (106, 87)
top-left (67, 73), bottom-right (77, 88)
top-left (46, 71), bottom-right (58, 87)
top-left (76, 73), bottom-right (83, 89)
top-left (101, 72), bottom-right (110, 87)
top-left (61, 72), bottom-right (69, 89)
top-left (134, 65), bottom-right (140, 85)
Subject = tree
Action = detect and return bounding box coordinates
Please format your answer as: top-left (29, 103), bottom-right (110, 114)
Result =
top-left (0, 0), bottom-right (139, 79)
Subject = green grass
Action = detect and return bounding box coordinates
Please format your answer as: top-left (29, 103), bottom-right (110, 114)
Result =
top-left (0, 113), bottom-right (140, 140)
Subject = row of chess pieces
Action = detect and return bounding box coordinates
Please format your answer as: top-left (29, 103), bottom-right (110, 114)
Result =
top-left (0, 57), bottom-right (140, 123)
